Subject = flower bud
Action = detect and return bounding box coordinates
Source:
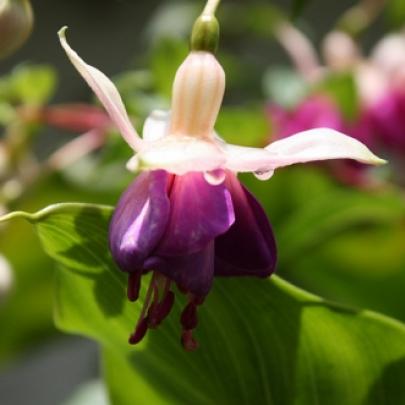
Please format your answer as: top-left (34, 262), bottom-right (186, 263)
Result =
top-left (169, 51), bottom-right (225, 140)
top-left (0, 0), bottom-right (33, 58)
top-left (371, 33), bottom-right (405, 86)
top-left (322, 31), bottom-right (360, 72)
top-left (191, 15), bottom-right (219, 54)
top-left (0, 254), bottom-right (13, 303)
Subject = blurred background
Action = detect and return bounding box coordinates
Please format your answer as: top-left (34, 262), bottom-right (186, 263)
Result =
top-left (1, 0), bottom-right (404, 404)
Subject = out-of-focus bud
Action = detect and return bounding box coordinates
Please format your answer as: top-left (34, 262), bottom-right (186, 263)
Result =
top-left (0, 254), bottom-right (13, 303)
top-left (322, 30), bottom-right (360, 72)
top-left (190, 14), bottom-right (219, 54)
top-left (0, 0), bottom-right (33, 58)
top-left (0, 142), bottom-right (9, 177)
top-left (371, 33), bottom-right (405, 87)
top-left (354, 63), bottom-right (387, 107)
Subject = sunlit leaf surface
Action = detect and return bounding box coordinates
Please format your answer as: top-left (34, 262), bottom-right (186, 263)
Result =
top-left (2, 203), bottom-right (405, 404)
top-left (245, 167), bottom-right (405, 323)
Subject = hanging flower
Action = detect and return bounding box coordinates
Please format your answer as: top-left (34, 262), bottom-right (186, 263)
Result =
top-left (269, 25), bottom-right (405, 187)
top-left (268, 95), bottom-right (346, 141)
top-left (58, 7), bottom-right (384, 350)
top-left (322, 30), bottom-right (405, 183)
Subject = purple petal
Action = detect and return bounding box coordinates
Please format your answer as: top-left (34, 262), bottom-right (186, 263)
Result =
top-left (156, 172), bottom-right (235, 256)
top-left (215, 174), bottom-right (277, 277)
top-left (109, 170), bottom-right (171, 272)
top-left (145, 242), bottom-right (215, 297)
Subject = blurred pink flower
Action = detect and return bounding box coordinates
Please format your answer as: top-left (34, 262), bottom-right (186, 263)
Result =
top-left (268, 95), bottom-right (345, 140)
top-left (40, 103), bottom-right (111, 133)
top-left (270, 28), bottom-right (405, 186)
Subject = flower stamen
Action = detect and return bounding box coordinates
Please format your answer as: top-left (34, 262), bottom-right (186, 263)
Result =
top-left (129, 272), bottom-right (176, 344)
top-left (180, 294), bottom-right (204, 351)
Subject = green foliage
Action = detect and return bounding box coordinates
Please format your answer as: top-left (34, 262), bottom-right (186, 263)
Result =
top-left (244, 167), bottom-right (405, 323)
top-left (315, 72), bottom-right (359, 121)
top-left (113, 70), bottom-right (165, 119)
top-left (2, 203), bottom-right (405, 404)
top-left (216, 106), bottom-right (269, 147)
top-left (150, 38), bottom-right (188, 99)
top-left (290, 0), bottom-right (313, 19)
top-left (0, 175), bottom-right (119, 364)
top-left (0, 64), bottom-right (57, 106)
top-left (385, 0), bottom-right (405, 30)
top-left (227, 3), bottom-right (283, 38)
top-left (60, 133), bottom-right (133, 194)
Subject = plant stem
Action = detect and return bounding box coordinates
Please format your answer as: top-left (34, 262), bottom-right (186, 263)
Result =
top-left (202, 0), bottom-right (221, 16)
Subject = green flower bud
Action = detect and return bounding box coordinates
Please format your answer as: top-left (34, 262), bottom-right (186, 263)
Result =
top-left (0, 0), bottom-right (33, 58)
top-left (190, 14), bottom-right (219, 54)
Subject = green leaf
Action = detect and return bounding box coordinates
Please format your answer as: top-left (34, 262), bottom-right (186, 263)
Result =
top-left (9, 64), bottom-right (57, 105)
top-left (277, 187), bottom-right (405, 264)
top-left (113, 70), bottom-right (167, 118)
top-left (0, 101), bottom-right (16, 124)
top-left (272, 172), bottom-right (405, 322)
top-left (3, 203), bottom-right (405, 404)
top-left (150, 38), bottom-right (188, 98)
top-left (0, 176), bottom-right (117, 363)
top-left (385, 0), bottom-right (405, 30)
top-left (0, 203), bottom-right (114, 272)
top-left (60, 134), bottom-right (133, 194)
top-left (315, 72), bottom-right (359, 121)
top-left (243, 167), bottom-right (405, 323)
top-left (216, 106), bottom-right (269, 147)
top-left (221, 3), bottom-right (283, 38)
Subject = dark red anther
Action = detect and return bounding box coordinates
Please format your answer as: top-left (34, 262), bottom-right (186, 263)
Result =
top-left (127, 272), bottom-right (141, 302)
top-left (181, 330), bottom-right (199, 352)
top-left (129, 317), bottom-right (148, 344)
top-left (180, 302), bottom-right (198, 330)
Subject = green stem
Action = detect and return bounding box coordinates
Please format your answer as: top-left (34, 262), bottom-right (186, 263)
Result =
top-left (337, 0), bottom-right (386, 37)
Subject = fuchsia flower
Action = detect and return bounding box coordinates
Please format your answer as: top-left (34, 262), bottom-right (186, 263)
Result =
top-left (325, 31), bottom-right (405, 180)
top-left (360, 34), bottom-right (405, 156)
top-left (58, 19), bottom-right (383, 350)
top-left (269, 28), bottom-right (405, 186)
top-left (269, 96), bottom-right (345, 140)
